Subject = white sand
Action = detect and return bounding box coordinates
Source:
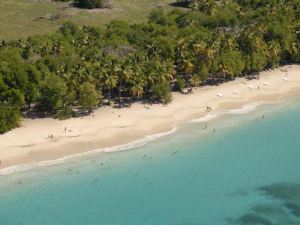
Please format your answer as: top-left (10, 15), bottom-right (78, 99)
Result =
top-left (0, 64), bottom-right (300, 170)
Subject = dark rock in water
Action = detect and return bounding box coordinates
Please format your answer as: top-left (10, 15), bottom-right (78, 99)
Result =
top-left (258, 183), bottom-right (300, 201)
top-left (252, 205), bottom-right (284, 215)
top-left (237, 213), bottom-right (274, 225)
top-left (229, 183), bottom-right (300, 225)
top-left (284, 202), bottom-right (300, 217)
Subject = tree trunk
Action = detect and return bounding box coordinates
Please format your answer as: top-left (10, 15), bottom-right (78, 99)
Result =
top-left (118, 79), bottom-right (123, 107)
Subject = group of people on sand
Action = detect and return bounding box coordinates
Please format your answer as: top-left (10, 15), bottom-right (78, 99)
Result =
top-left (47, 126), bottom-right (72, 139)
top-left (144, 104), bottom-right (151, 110)
top-left (206, 106), bottom-right (212, 112)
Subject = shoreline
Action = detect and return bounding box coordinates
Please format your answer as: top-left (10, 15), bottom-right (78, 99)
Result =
top-left (1, 64), bottom-right (300, 174)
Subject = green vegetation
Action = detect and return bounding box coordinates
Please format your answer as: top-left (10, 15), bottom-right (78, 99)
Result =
top-left (0, 104), bottom-right (21, 133)
top-left (1, 0), bottom-right (300, 133)
top-left (0, 0), bottom-right (178, 40)
top-left (79, 82), bottom-right (101, 111)
top-left (153, 82), bottom-right (172, 104)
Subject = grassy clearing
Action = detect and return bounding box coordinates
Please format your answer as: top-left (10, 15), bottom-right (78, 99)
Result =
top-left (0, 0), bottom-right (181, 40)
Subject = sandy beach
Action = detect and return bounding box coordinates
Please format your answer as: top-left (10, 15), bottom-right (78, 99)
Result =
top-left (0, 64), bottom-right (300, 172)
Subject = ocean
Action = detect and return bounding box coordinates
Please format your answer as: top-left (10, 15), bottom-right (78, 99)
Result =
top-left (0, 98), bottom-right (300, 225)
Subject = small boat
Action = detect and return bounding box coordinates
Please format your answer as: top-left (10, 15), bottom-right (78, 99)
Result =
top-left (217, 93), bottom-right (223, 97)
top-left (282, 77), bottom-right (288, 81)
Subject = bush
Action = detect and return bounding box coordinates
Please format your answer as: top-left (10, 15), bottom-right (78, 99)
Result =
top-left (55, 106), bottom-right (73, 120)
top-left (39, 74), bottom-right (68, 113)
top-left (0, 104), bottom-right (21, 134)
top-left (152, 82), bottom-right (172, 104)
top-left (74, 0), bottom-right (112, 9)
top-left (79, 82), bottom-right (101, 112)
top-left (176, 76), bottom-right (185, 92)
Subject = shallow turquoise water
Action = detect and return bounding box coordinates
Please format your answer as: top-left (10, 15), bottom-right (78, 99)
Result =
top-left (0, 100), bottom-right (300, 225)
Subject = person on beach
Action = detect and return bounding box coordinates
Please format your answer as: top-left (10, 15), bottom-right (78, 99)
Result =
top-left (64, 126), bottom-right (67, 133)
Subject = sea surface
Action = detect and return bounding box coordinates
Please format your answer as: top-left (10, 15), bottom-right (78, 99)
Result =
top-left (0, 98), bottom-right (300, 225)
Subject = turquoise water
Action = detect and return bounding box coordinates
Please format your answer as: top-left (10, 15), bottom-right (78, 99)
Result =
top-left (0, 100), bottom-right (300, 225)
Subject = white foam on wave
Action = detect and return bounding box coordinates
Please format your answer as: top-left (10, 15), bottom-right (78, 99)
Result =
top-left (0, 127), bottom-right (177, 176)
top-left (190, 101), bottom-right (267, 124)
top-left (226, 101), bottom-right (266, 115)
top-left (190, 113), bottom-right (220, 123)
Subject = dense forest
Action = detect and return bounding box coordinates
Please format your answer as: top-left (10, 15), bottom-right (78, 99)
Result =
top-left (1, 0), bottom-right (300, 133)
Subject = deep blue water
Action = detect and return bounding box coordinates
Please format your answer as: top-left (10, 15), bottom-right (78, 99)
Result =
top-left (0, 100), bottom-right (300, 225)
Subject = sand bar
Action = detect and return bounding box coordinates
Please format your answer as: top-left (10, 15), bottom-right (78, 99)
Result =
top-left (0, 65), bottom-right (300, 171)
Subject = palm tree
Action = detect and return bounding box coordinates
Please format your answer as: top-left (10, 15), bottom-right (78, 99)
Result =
top-left (267, 41), bottom-right (281, 67)
top-left (191, 0), bottom-right (218, 15)
top-left (130, 67), bottom-right (144, 99)
top-left (164, 61), bottom-right (176, 81)
top-left (239, 25), bottom-right (266, 53)
top-left (118, 64), bottom-right (133, 105)
top-left (218, 63), bottom-right (230, 80)
top-left (130, 80), bottom-right (144, 99)
top-left (104, 73), bottom-right (119, 98)
top-left (97, 60), bottom-right (119, 98)
top-left (220, 34), bottom-right (237, 50)
top-left (182, 58), bottom-right (194, 74)
top-left (191, 74), bottom-right (201, 86)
